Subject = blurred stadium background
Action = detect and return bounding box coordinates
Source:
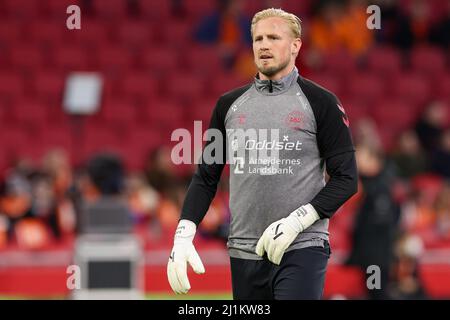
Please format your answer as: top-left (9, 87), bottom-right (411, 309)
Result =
top-left (0, 0), bottom-right (449, 299)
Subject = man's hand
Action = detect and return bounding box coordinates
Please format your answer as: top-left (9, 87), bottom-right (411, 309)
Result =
top-left (167, 219), bottom-right (205, 294)
top-left (255, 204), bottom-right (320, 265)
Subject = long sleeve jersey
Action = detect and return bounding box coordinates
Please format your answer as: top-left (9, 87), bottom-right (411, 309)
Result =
top-left (181, 67), bottom-right (358, 259)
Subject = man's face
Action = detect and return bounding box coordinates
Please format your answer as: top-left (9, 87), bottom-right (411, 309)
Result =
top-left (252, 17), bottom-right (301, 78)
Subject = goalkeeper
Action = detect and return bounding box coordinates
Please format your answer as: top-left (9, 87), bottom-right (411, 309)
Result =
top-left (167, 8), bottom-right (358, 300)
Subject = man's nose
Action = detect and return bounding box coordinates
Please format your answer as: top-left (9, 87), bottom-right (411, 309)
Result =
top-left (260, 38), bottom-right (270, 49)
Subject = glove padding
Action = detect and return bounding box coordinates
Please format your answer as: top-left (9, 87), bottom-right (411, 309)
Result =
top-left (167, 220), bottom-right (205, 294)
top-left (255, 204), bottom-right (320, 265)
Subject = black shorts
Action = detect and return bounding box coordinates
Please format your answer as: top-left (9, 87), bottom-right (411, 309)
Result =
top-left (230, 243), bottom-right (331, 300)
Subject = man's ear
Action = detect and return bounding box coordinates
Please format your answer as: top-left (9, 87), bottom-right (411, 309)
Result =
top-left (292, 38), bottom-right (302, 56)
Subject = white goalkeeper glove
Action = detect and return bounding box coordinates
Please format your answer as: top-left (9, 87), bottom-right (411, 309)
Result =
top-left (167, 219), bottom-right (205, 294)
top-left (256, 204), bottom-right (320, 265)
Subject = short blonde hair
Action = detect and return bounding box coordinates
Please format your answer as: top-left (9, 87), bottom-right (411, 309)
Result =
top-left (251, 8), bottom-right (302, 39)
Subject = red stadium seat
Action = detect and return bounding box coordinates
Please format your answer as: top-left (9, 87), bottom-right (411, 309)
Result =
top-left (39, 125), bottom-right (73, 153)
top-left (184, 0), bottom-right (218, 19)
top-left (81, 125), bottom-right (125, 160)
top-left (339, 97), bottom-right (370, 125)
top-left (185, 45), bottom-right (225, 75)
top-left (95, 46), bottom-right (132, 73)
top-left (11, 99), bottom-right (49, 127)
top-left (434, 74), bottom-right (450, 101)
top-left (410, 46), bottom-right (447, 77)
top-left (140, 0), bottom-right (172, 19)
top-left (188, 97), bottom-right (218, 124)
top-left (165, 72), bottom-right (206, 102)
top-left (120, 72), bottom-right (159, 102)
top-left (10, 45), bottom-right (46, 71)
top-left (371, 99), bottom-right (419, 132)
top-left (160, 21), bottom-right (194, 47)
top-left (92, 0), bottom-right (128, 18)
top-left (347, 73), bottom-right (385, 102)
top-left (116, 20), bottom-right (153, 47)
top-left (366, 46), bottom-right (403, 77)
top-left (143, 99), bottom-right (184, 129)
top-left (32, 71), bottom-right (65, 103)
top-left (0, 126), bottom-right (30, 156)
top-left (139, 46), bottom-right (179, 75)
top-left (44, 0), bottom-right (81, 18)
top-left (26, 20), bottom-right (65, 45)
top-left (52, 46), bottom-right (89, 71)
top-left (71, 19), bottom-right (111, 46)
top-left (209, 73), bottom-right (249, 98)
top-left (0, 20), bottom-right (23, 47)
top-left (3, 0), bottom-right (40, 18)
top-left (0, 72), bottom-right (26, 100)
top-left (308, 72), bottom-right (344, 98)
top-left (101, 99), bottom-right (137, 127)
top-left (321, 50), bottom-right (358, 75)
top-left (390, 72), bottom-right (431, 107)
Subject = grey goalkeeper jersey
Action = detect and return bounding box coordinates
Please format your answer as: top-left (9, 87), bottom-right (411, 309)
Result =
top-left (181, 67), bottom-right (357, 260)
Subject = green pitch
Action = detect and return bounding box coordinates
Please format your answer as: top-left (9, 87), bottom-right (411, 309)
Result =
top-left (147, 292), bottom-right (233, 300)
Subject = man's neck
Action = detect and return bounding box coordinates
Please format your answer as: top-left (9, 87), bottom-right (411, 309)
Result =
top-left (258, 65), bottom-right (296, 81)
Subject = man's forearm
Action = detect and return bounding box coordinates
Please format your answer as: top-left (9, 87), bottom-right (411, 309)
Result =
top-left (310, 151), bottom-right (358, 219)
top-left (180, 162), bottom-right (225, 226)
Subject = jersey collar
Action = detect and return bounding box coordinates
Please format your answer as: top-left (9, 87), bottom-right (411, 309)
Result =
top-left (254, 67), bottom-right (299, 95)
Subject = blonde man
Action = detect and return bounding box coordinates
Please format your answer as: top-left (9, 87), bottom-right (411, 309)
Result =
top-left (167, 8), bottom-right (357, 299)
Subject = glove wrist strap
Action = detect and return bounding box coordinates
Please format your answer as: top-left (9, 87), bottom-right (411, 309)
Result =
top-left (289, 204), bottom-right (320, 233)
top-left (174, 219), bottom-right (197, 244)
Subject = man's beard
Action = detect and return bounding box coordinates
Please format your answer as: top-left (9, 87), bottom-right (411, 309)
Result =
top-left (258, 58), bottom-right (290, 77)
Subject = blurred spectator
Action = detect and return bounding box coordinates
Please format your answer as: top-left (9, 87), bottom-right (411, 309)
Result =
top-left (429, 1), bottom-right (450, 48)
top-left (197, 179), bottom-right (230, 242)
top-left (353, 118), bottom-right (383, 152)
top-left (391, 130), bottom-right (428, 179)
top-left (389, 233), bottom-right (427, 299)
top-left (309, 0), bottom-right (374, 58)
top-left (78, 153), bottom-right (132, 234)
top-left (0, 172), bottom-right (33, 241)
top-left (195, 0), bottom-right (252, 69)
top-left (430, 129), bottom-right (450, 179)
top-left (346, 143), bottom-right (400, 299)
top-left (375, 0), bottom-right (433, 49)
top-left (41, 149), bottom-right (77, 238)
top-left (401, 174), bottom-right (443, 235)
top-left (415, 101), bottom-right (448, 154)
top-left (126, 173), bottom-right (159, 224)
top-left (435, 184), bottom-right (450, 239)
top-left (145, 146), bottom-right (182, 195)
